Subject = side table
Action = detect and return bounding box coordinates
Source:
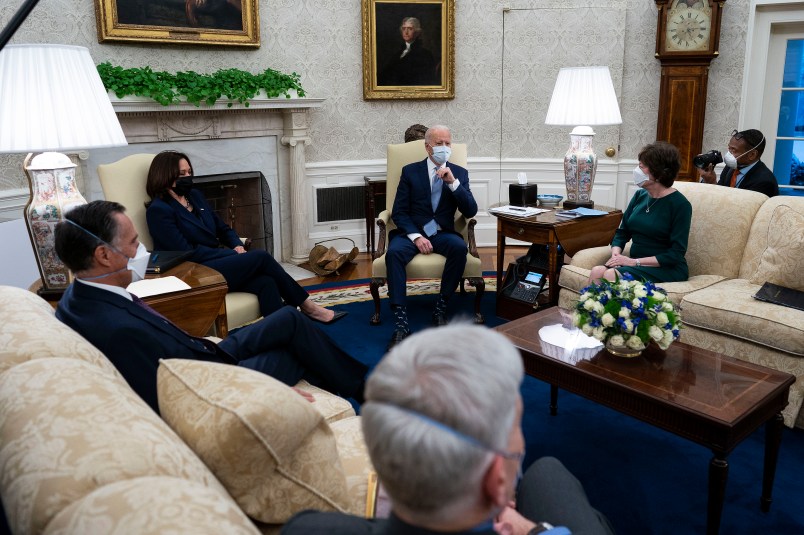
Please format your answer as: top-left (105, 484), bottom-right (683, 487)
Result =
top-left (364, 175), bottom-right (386, 257)
top-left (491, 204), bottom-right (622, 310)
top-left (29, 261), bottom-right (229, 337)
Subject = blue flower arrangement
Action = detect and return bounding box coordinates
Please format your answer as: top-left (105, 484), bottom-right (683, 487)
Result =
top-left (572, 273), bottom-right (681, 351)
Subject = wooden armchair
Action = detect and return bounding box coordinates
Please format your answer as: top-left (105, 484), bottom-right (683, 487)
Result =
top-left (97, 153), bottom-right (261, 333)
top-left (369, 140), bottom-right (485, 325)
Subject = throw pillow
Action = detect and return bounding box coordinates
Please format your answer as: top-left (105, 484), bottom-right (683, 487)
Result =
top-left (749, 205), bottom-right (804, 291)
top-left (156, 359), bottom-right (350, 524)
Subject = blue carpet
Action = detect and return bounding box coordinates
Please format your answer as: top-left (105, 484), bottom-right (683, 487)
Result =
top-left (309, 277), bottom-right (804, 534)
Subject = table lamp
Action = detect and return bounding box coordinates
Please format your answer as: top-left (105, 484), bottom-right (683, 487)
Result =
top-left (544, 66), bottom-right (622, 209)
top-left (0, 44), bottom-right (127, 296)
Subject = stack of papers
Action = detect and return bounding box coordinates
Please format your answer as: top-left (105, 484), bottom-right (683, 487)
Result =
top-left (127, 276), bottom-right (192, 298)
top-left (489, 205), bottom-right (548, 217)
top-left (555, 207), bottom-right (608, 219)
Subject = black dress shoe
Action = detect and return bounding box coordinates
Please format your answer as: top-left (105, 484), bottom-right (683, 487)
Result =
top-left (308, 310), bottom-right (348, 324)
top-left (386, 329), bottom-right (410, 352)
top-left (432, 311), bottom-right (447, 327)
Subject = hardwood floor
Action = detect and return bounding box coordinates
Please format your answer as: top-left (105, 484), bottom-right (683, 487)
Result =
top-left (297, 246), bottom-right (529, 286)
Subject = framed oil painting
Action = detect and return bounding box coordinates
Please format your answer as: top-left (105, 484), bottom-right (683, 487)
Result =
top-left (95, 0), bottom-right (260, 47)
top-left (362, 0), bottom-right (455, 100)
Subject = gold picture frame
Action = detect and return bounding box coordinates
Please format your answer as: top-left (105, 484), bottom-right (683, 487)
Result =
top-left (94, 0), bottom-right (260, 47)
top-left (362, 0), bottom-right (455, 100)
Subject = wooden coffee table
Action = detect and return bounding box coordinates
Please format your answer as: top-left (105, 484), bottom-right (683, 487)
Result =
top-left (495, 308), bottom-right (795, 535)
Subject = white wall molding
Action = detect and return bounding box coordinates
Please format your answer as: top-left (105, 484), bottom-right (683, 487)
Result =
top-left (0, 188), bottom-right (29, 222)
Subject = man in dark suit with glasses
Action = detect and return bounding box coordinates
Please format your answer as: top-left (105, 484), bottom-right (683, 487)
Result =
top-left (698, 129), bottom-right (779, 197)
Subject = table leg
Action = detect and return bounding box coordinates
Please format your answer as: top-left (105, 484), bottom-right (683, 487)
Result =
top-left (707, 453), bottom-right (729, 535)
top-left (550, 384), bottom-right (558, 416)
top-left (365, 187), bottom-right (373, 253)
top-left (546, 242), bottom-right (559, 306)
top-left (761, 412), bottom-right (784, 513)
top-left (496, 223), bottom-right (505, 293)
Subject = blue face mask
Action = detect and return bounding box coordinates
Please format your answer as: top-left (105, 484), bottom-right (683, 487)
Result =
top-left (430, 145), bottom-right (451, 165)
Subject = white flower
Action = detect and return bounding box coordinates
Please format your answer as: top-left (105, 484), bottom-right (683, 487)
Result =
top-left (592, 327), bottom-right (606, 341)
top-left (656, 312), bottom-right (669, 325)
top-left (579, 292), bottom-right (593, 302)
top-left (619, 308), bottom-right (630, 319)
top-left (609, 334), bottom-right (625, 347)
top-left (663, 302), bottom-right (674, 312)
top-left (572, 311), bottom-right (582, 327)
top-left (581, 324), bottom-right (593, 336)
top-left (632, 298), bottom-right (642, 308)
top-left (654, 292), bottom-right (666, 302)
top-left (634, 286), bottom-right (648, 298)
top-left (623, 319), bottom-right (634, 333)
top-left (658, 330), bottom-right (675, 349)
top-left (649, 325), bottom-right (664, 341)
top-left (602, 313), bottom-right (615, 327)
top-left (584, 299), bottom-right (596, 311)
top-left (626, 335), bottom-right (646, 350)
top-left (593, 301), bottom-right (605, 314)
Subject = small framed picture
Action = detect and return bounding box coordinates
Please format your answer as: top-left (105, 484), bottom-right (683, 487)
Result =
top-left (362, 0), bottom-right (455, 100)
top-left (95, 0), bottom-right (260, 47)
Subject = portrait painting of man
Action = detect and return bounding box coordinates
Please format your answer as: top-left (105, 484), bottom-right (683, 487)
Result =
top-left (95, 0), bottom-right (259, 47)
top-left (363, 0), bottom-right (454, 99)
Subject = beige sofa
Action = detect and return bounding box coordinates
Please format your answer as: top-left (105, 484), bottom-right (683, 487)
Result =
top-left (0, 286), bottom-right (373, 534)
top-left (557, 182), bottom-right (804, 428)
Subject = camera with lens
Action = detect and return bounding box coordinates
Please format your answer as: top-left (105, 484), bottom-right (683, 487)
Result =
top-left (693, 149), bottom-right (723, 170)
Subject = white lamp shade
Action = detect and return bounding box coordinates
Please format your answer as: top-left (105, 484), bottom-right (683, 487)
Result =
top-left (544, 66), bottom-right (622, 127)
top-left (0, 44), bottom-right (127, 153)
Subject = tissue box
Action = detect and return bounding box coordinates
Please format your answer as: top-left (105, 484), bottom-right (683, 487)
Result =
top-left (509, 184), bottom-right (538, 207)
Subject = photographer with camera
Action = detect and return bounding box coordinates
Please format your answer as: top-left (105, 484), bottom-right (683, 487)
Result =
top-left (696, 129), bottom-right (779, 197)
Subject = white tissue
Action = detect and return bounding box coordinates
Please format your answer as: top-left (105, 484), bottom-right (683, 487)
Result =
top-left (517, 172), bottom-right (528, 185)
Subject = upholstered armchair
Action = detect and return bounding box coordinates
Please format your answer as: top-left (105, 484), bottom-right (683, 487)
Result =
top-left (369, 140), bottom-right (485, 325)
top-left (97, 153), bottom-right (261, 333)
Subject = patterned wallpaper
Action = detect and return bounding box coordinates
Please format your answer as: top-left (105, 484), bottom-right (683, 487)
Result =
top-left (0, 0), bottom-right (749, 192)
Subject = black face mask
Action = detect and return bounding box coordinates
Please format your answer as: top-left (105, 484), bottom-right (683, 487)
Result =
top-left (172, 177), bottom-right (193, 197)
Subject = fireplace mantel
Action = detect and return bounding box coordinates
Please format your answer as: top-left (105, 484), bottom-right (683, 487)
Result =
top-left (109, 96), bottom-right (325, 264)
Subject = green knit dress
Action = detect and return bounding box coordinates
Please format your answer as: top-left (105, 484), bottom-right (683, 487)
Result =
top-left (611, 189), bottom-right (692, 282)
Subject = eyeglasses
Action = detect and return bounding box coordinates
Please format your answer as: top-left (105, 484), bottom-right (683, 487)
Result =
top-left (731, 129), bottom-right (744, 140)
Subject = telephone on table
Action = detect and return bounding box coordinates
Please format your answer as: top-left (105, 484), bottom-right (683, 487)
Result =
top-left (502, 265), bottom-right (547, 305)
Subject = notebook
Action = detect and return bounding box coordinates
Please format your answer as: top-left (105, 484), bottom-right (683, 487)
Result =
top-left (146, 250), bottom-right (192, 275)
top-left (752, 282), bottom-right (804, 312)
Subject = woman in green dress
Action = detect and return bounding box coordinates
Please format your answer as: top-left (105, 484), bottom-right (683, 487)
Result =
top-left (589, 141), bottom-right (692, 284)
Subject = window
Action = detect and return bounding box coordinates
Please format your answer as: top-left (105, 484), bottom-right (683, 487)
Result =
top-left (774, 38), bottom-right (804, 195)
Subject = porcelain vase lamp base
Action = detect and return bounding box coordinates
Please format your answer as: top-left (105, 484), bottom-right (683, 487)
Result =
top-left (563, 126), bottom-right (598, 210)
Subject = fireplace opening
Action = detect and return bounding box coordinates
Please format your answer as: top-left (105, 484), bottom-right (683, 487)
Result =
top-left (192, 171), bottom-right (273, 254)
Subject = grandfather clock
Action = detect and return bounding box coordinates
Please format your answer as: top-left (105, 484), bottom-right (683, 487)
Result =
top-left (654, 0), bottom-right (726, 181)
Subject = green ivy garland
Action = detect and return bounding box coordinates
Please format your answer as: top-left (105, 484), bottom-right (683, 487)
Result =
top-left (97, 62), bottom-right (306, 107)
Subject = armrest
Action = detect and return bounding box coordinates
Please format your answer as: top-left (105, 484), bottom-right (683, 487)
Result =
top-left (374, 210), bottom-right (392, 259)
top-left (568, 243), bottom-right (632, 269)
top-left (455, 215), bottom-right (479, 258)
top-left (568, 246), bottom-right (612, 270)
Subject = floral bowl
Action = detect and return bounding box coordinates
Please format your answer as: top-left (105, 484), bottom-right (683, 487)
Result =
top-left (537, 194), bottom-right (563, 208)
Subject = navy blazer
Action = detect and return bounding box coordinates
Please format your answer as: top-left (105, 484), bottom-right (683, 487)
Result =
top-left (146, 189), bottom-right (240, 264)
top-left (718, 160), bottom-right (779, 197)
top-left (56, 282), bottom-right (233, 412)
top-left (391, 159), bottom-right (478, 237)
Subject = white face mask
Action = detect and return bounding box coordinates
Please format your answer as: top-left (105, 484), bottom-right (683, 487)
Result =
top-left (724, 136), bottom-right (764, 168)
top-left (430, 145), bottom-right (451, 165)
top-left (126, 243), bottom-right (151, 283)
top-left (633, 166), bottom-right (650, 187)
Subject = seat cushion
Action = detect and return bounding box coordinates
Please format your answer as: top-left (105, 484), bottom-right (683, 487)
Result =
top-left (371, 252), bottom-right (482, 279)
top-left (329, 416), bottom-right (373, 516)
top-left (43, 477), bottom-right (259, 535)
top-left (558, 264), bottom-right (725, 306)
top-left (680, 279), bottom-right (804, 356)
top-left (225, 292), bottom-right (261, 329)
top-left (157, 359), bottom-right (355, 524)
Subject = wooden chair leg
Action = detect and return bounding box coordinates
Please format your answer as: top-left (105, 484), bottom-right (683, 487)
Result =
top-left (469, 277), bottom-right (485, 324)
top-left (370, 278), bottom-right (385, 325)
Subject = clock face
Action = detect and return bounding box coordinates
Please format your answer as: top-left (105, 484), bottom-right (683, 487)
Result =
top-left (665, 6), bottom-right (712, 52)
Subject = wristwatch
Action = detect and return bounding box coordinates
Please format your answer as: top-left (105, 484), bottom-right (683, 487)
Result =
top-left (527, 522), bottom-right (554, 534)
top-left (635, 258), bottom-right (641, 267)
